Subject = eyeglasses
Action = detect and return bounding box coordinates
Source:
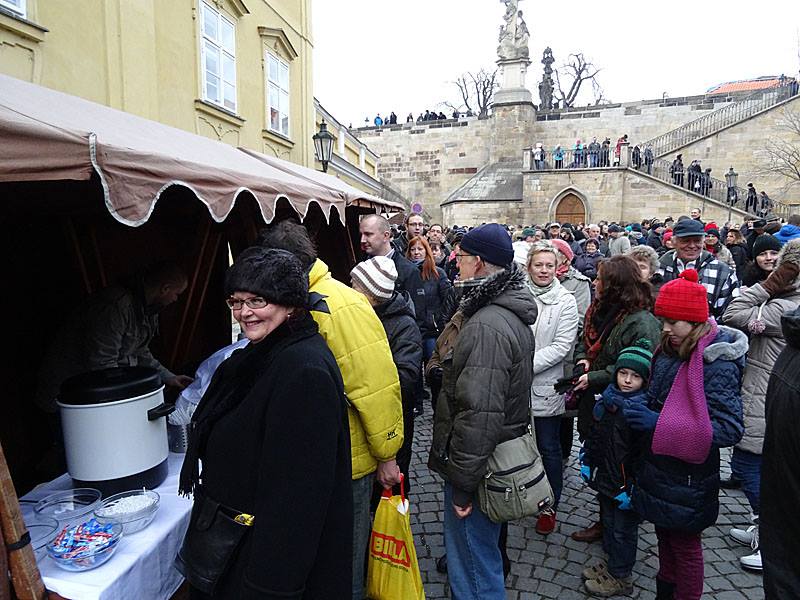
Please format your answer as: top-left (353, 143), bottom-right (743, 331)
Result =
top-left (226, 297), bottom-right (268, 310)
top-left (454, 253), bottom-right (470, 262)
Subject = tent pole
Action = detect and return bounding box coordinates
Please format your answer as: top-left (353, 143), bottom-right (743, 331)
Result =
top-left (170, 220), bottom-right (211, 367)
top-left (89, 224), bottom-right (107, 288)
top-left (184, 233), bottom-right (222, 360)
top-left (64, 218), bottom-right (92, 295)
top-left (0, 442), bottom-right (45, 600)
top-left (0, 519), bottom-right (9, 600)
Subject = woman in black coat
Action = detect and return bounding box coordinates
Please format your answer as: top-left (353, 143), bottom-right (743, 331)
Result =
top-left (177, 247), bottom-right (352, 600)
top-left (407, 236), bottom-right (452, 413)
top-left (725, 229), bottom-right (750, 274)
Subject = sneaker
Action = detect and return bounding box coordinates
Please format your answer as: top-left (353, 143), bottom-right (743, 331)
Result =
top-left (740, 549), bottom-right (762, 571)
top-left (535, 508), bottom-right (557, 535)
top-left (585, 572), bottom-right (633, 597)
top-left (730, 525), bottom-right (757, 547)
top-left (582, 559), bottom-right (608, 581)
top-left (740, 527), bottom-right (762, 571)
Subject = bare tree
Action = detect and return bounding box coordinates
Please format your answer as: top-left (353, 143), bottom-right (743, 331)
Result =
top-left (444, 69), bottom-right (498, 118)
top-left (552, 53), bottom-right (603, 108)
top-left (757, 107), bottom-right (800, 192)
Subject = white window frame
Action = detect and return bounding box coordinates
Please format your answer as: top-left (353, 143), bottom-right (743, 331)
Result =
top-left (200, 1), bottom-right (237, 113)
top-left (266, 52), bottom-right (290, 138)
top-left (0, 0), bottom-right (26, 18)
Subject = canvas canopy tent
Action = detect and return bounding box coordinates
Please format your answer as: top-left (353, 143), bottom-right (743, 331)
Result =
top-left (0, 74), bottom-right (401, 493)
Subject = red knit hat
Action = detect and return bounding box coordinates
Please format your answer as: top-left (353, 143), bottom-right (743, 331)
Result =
top-left (655, 269), bottom-right (709, 322)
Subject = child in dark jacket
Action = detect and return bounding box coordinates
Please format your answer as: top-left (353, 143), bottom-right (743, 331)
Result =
top-left (580, 342), bottom-right (655, 597)
top-left (624, 270), bottom-right (745, 600)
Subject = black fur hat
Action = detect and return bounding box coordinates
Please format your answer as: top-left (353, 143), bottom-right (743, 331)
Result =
top-left (225, 247), bottom-right (308, 307)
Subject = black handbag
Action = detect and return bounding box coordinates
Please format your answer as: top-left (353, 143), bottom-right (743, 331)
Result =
top-left (175, 487), bottom-right (255, 595)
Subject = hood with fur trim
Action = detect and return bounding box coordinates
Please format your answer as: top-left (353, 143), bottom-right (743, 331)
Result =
top-left (704, 325), bottom-right (749, 363)
top-left (459, 262), bottom-right (538, 324)
top-left (777, 238), bottom-right (800, 288)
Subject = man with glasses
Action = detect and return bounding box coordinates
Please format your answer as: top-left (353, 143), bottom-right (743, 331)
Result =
top-left (393, 212), bottom-right (425, 255)
top-left (657, 218), bottom-right (740, 317)
top-left (429, 223), bottom-right (537, 599)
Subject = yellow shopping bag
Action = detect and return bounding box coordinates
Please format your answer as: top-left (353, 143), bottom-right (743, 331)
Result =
top-left (366, 476), bottom-right (425, 600)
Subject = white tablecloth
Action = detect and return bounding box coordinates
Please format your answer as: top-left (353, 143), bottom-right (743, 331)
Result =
top-left (20, 453), bottom-right (192, 600)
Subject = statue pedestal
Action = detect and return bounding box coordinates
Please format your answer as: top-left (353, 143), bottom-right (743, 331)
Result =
top-left (494, 57), bottom-right (533, 106)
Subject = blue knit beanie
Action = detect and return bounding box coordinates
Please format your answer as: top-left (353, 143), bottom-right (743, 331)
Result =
top-left (460, 223), bottom-right (514, 267)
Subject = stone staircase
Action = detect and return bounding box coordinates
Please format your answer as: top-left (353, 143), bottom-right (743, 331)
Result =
top-left (627, 157), bottom-right (752, 220)
top-left (643, 81), bottom-right (799, 158)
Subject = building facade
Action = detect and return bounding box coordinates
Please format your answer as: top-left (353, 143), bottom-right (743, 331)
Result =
top-left (0, 0), bottom-right (317, 166)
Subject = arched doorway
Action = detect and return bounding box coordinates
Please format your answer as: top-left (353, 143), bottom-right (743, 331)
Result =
top-left (555, 193), bottom-right (586, 224)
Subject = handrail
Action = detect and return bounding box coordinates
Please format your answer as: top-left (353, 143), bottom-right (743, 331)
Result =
top-left (637, 157), bottom-right (789, 218)
top-left (642, 81), bottom-right (799, 158)
top-left (522, 146), bottom-right (790, 218)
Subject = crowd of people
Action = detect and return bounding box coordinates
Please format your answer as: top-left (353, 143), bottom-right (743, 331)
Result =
top-left (371, 108), bottom-right (474, 127)
top-left (172, 208), bottom-right (800, 600)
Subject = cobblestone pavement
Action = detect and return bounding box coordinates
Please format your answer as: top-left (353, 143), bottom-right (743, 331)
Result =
top-left (408, 411), bottom-right (764, 599)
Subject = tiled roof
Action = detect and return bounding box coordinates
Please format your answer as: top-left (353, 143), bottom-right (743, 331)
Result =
top-left (706, 78), bottom-right (788, 94)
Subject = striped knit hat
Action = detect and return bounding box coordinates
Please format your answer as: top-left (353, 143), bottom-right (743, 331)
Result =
top-left (350, 256), bottom-right (397, 300)
top-left (615, 340), bottom-right (654, 382)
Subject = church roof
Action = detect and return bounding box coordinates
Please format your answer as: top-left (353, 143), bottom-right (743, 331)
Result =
top-left (441, 159), bottom-right (523, 206)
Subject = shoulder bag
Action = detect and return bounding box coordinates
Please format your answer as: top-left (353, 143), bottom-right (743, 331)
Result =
top-left (477, 411), bottom-right (554, 523)
top-left (174, 486), bottom-right (255, 595)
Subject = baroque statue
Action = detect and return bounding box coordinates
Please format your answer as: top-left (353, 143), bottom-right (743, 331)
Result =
top-left (539, 47), bottom-right (555, 109)
top-left (497, 0), bottom-right (529, 61)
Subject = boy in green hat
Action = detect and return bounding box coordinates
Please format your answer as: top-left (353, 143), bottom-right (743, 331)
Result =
top-left (580, 340), bottom-right (654, 597)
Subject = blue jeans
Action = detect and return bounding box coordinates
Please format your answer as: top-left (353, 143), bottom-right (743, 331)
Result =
top-left (534, 415), bottom-right (563, 508)
top-left (352, 473), bottom-right (375, 600)
top-left (599, 493), bottom-right (640, 578)
top-left (731, 447), bottom-right (761, 515)
top-left (443, 483), bottom-right (505, 599)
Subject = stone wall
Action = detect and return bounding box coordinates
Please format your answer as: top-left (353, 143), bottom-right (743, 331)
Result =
top-left (354, 117), bottom-right (492, 222)
top-left (358, 90), bottom-right (799, 224)
top-left (442, 168), bottom-right (750, 226)
top-left (531, 96), bottom-right (737, 151)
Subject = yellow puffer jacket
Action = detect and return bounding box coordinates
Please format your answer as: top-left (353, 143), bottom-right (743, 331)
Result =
top-left (308, 259), bottom-right (404, 479)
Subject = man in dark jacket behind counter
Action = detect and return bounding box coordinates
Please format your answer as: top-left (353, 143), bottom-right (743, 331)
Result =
top-left (428, 223), bottom-right (537, 600)
top-left (761, 306), bottom-right (800, 598)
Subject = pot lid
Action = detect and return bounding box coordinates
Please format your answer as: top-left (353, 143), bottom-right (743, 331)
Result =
top-left (59, 367), bottom-right (161, 406)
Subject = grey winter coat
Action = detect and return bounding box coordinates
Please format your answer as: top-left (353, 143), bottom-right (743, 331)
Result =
top-left (429, 264), bottom-right (538, 506)
top-left (530, 281), bottom-right (579, 417)
top-left (608, 235), bottom-right (631, 256)
top-left (721, 240), bottom-right (800, 454)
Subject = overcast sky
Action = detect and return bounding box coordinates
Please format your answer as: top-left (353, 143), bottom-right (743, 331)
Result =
top-left (313, 1), bottom-right (800, 127)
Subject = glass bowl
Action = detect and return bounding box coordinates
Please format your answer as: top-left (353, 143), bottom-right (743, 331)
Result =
top-left (47, 520), bottom-right (123, 572)
top-left (23, 516), bottom-right (59, 561)
top-left (94, 489), bottom-right (160, 534)
top-left (34, 488), bottom-right (102, 524)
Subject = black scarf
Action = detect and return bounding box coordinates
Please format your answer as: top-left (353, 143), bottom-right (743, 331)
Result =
top-left (178, 315), bottom-right (317, 496)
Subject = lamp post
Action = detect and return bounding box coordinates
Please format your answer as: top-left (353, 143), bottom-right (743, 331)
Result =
top-left (725, 166), bottom-right (738, 222)
top-left (312, 120), bottom-right (335, 173)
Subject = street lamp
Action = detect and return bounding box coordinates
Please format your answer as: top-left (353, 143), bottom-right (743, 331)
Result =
top-left (725, 167), bottom-right (738, 221)
top-left (312, 120), bottom-right (335, 173)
